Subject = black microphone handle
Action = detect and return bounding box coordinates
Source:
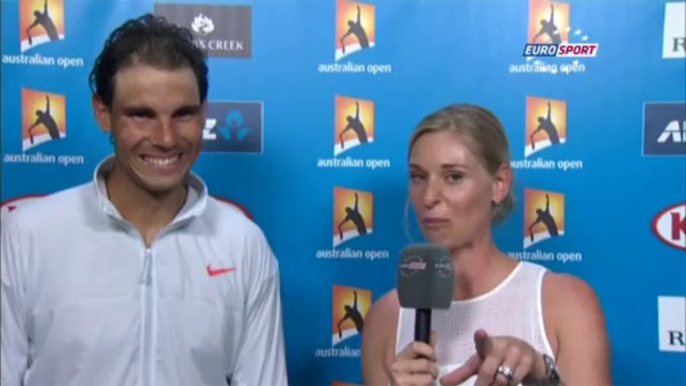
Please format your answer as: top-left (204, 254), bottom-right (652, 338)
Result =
top-left (414, 308), bottom-right (432, 344)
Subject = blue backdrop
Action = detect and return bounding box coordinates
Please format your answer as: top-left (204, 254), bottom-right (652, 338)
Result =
top-left (2, 0), bottom-right (685, 385)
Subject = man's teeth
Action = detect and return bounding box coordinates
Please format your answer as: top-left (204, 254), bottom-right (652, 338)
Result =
top-left (142, 156), bottom-right (178, 166)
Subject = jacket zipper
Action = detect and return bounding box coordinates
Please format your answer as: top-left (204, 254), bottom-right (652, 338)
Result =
top-left (141, 247), bottom-right (154, 386)
top-left (139, 224), bottom-right (180, 386)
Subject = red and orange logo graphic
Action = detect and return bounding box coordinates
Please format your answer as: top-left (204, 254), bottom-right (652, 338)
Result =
top-left (333, 187), bottom-right (374, 248)
top-left (22, 88), bottom-right (66, 152)
top-left (335, 0), bottom-right (375, 61)
top-left (334, 95), bottom-right (375, 156)
top-left (20, 0), bottom-right (65, 52)
top-left (525, 96), bottom-right (567, 157)
top-left (523, 189), bottom-right (565, 248)
top-left (332, 285), bottom-right (371, 346)
top-left (527, 0), bottom-right (570, 44)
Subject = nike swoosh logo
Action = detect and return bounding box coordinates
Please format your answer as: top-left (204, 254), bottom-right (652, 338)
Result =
top-left (206, 265), bottom-right (236, 277)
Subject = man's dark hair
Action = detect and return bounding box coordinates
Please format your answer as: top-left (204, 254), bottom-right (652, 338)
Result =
top-left (88, 13), bottom-right (209, 107)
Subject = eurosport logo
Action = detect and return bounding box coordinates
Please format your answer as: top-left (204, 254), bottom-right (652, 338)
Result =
top-left (2, 0), bottom-right (85, 69)
top-left (317, 0), bottom-right (392, 76)
top-left (315, 187), bottom-right (390, 262)
top-left (510, 0), bottom-right (598, 75)
top-left (2, 88), bottom-right (85, 167)
top-left (510, 96), bottom-right (584, 172)
top-left (314, 285), bottom-right (372, 359)
top-left (508, 188), bottom-right (583, 264)
top-left (316, 95), bottom-right (391, 170)
top-left (523, 43), bottom-right (599, 58)
top-left (651, 203), bottom-right (686, 251)
top-left (202, 101), bottom-right (263, 154)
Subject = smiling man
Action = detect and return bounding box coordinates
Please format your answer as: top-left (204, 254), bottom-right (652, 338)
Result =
top-left (1, 14), bottom-right (288, 386)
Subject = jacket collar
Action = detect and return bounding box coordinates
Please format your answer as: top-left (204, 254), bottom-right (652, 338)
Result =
top-left (90, 155), bottom-right (209, 227)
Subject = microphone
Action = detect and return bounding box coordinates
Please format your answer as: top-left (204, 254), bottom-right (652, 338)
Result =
top-left (396, 243), bottom-right (454, 344)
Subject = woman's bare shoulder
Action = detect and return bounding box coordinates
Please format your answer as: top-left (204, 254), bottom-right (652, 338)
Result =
top-left (365, 288), bottom-right (401, 339)
top-left (362, 289), bottom-right (402, 385)
top-left (541, 270), bottom-right (608, 352)
top-left (541, 271), bottom-right (611, 383)
top-left (542, 271), bottom-right (603, 313)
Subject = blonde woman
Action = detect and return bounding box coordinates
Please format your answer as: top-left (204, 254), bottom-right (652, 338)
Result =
top-left (361, 104), bottom-right (611, 386)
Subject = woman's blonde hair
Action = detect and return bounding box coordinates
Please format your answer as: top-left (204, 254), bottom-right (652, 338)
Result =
top-left (404, 104), bottom-right (515, 240)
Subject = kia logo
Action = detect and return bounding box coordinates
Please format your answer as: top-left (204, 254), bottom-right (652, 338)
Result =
top-left (652, 203), bottom-right (686, 251)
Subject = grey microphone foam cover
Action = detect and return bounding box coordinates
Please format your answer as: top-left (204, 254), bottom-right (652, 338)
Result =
top-left (396, 243), bottom-right (454, 310)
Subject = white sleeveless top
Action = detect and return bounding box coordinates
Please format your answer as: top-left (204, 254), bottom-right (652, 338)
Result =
top-left (394, 262), bottom-right (555, 386)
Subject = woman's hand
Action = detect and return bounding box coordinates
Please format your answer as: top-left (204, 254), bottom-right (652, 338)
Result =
top-left (390, 331), bottom-right (440, 386)
top-left (440, 329), bottom-right (548, 386)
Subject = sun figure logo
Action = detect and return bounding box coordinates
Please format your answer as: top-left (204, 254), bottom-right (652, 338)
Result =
top-left (335, 0), bottom-right (375, 61)
top-left (525, 97), bottom-right (567, 157)
top-left (333, 187), bottom-right (374, 248)
top-left (334, 96), bottom-right (375, 156)
top-left (528, 0), bottom-right (570, 45)
top-left (19, 0), bottom-right (65, 53)
top-left (523, 189), bottom-right (565, 248)
top-left (332, 285), bottom-right (371, 346)
top-left (21, 88), bottom-right (66, 152)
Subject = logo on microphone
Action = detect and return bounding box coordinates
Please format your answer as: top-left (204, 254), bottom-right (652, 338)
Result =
top-left (398, 257), bottom-right (428, 278)
top-left (524, 188), bottom-right (565, 248)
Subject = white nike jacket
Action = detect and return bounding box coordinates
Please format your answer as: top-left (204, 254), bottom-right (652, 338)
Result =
top-left (1, 157), bottom-right (288, 386)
